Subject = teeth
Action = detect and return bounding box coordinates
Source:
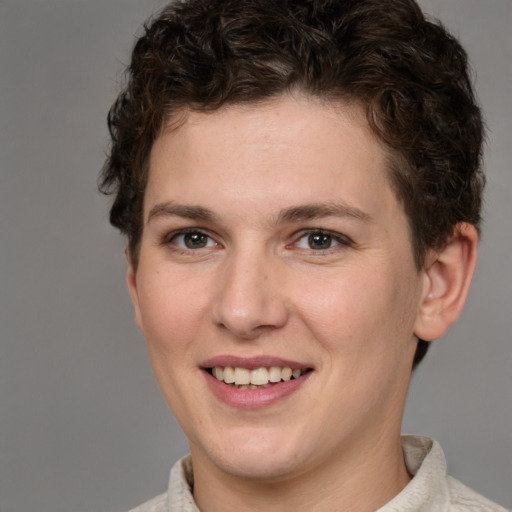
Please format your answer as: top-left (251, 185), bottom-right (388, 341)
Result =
top-left (234, 367), bottom-right (250, 385)
top-left (223, 366), bottom-right (235, 384)
top-left (281, 367), bottom-right (292, 381)
top-left (269, 366), bottom-right (282, 382)
top-left (211, 366), bottom-right (306, 388)
top-left (250, 367), bottom-right (269, 385)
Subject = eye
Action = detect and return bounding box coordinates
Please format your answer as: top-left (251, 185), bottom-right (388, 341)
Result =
top-left (170, 230), bottom-right (217, 250)
top-left (294, 230), bottom-right (350, 251)
top-left (305, 232), bottom-right (336, 250)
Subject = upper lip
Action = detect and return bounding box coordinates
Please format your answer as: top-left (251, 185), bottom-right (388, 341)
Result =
top-left (201, 355), bottom-right (312, 371)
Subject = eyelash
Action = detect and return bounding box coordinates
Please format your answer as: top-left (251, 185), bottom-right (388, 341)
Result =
top-left (161, 228), bottom-right (353, 253)
top-left (161, 228), bottom-right (219, 251)
top-left (290, 229), bottom-right (353, 253)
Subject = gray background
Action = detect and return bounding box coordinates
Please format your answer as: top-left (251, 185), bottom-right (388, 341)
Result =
top-left (1, 1), bottom-right (511, 511)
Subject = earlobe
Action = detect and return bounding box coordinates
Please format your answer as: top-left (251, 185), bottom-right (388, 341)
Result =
top-left (125, 248), bottom-right (144, 331)
top-left (414, 223), bottom-right (479, 341)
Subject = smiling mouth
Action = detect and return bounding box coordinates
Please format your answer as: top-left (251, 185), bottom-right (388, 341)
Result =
top-left (206, 366), bottom-right (312, 389)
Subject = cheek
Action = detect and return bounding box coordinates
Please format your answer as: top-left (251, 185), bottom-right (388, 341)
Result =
top-left (136, 269), bottom-right (209, 357)
top-left (136, 270), bottom-right (212, 420)
top-left (294, 265), bottom-right (417, 363)
top-left (296, 267), bottom-right (419, 422)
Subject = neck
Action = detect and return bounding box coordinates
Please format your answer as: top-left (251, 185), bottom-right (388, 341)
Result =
top-left (191, 431), bottom-right (411, 512)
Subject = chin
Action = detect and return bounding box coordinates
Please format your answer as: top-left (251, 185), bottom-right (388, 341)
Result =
top-left (193, 425), bottom-right (315, 481)
top-left (216, 451), bottom-right (308, 482)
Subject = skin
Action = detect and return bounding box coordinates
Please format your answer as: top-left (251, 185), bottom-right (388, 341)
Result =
top-left (127, 94), bottom-right (478, 512)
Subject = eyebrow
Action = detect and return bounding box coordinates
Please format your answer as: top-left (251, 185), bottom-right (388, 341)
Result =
top-left (147, 202), bottom-right (217, 224)
top-left (148, 200), bottom-right (373, 226)
top-left (277, 202), bottom-right (373, 224)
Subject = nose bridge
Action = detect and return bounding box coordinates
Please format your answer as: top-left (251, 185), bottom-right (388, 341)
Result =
top-left (212, 243), bottom-right (288, 338)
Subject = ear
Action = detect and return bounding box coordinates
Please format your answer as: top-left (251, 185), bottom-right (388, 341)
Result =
top-left (125, 247), bottom-right (144, 331)
top-left (414, 223), bottom-right (479, 341)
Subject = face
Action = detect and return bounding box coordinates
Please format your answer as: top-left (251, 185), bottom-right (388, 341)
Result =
top-left (128, 94), bottom-right (427, 484)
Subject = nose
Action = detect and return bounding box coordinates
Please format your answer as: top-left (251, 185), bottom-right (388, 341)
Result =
top-left (211, 249), bottom-right (289, 340)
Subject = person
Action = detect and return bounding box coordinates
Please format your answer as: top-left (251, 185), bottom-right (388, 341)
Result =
top-left (99, 0), bottom-right (507, 510)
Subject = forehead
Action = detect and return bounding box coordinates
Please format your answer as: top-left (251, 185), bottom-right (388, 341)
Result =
top-left (145, 94), bottom-right (399, 225)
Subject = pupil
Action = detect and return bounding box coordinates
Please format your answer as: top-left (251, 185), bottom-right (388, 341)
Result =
top-left (185, 232), bottom-right (207, 249)
top-left (308, 233), bottom-right (331, 250)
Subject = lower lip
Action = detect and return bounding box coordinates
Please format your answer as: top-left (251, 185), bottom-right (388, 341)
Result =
top-left (203, 370), bottom-right (312, 409)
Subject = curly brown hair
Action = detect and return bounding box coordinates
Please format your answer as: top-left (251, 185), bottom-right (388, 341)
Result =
top-left (100, 0), bottom-right (485, 368)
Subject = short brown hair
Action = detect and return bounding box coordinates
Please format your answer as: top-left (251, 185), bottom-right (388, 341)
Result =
top-left (100, 0), bottom-right (485, 367)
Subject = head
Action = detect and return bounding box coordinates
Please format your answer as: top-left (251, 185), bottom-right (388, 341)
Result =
top-left (100, 0), bottom-right (484, 370)
top-left (100, 2), bottom-right (484, 498)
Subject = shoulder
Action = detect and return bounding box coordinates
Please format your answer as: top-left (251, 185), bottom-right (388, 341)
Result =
top-left (129, 492), bottom-right (168, 512)
top-left (396, 436), bottom-right (508, 512)
top-left (128, 455), bottom-right (197, 512)
top-left (446, 476), bottom-right (509, 512)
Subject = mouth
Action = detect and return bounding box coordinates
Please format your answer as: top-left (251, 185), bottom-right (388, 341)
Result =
top-left (206, 366), bottom-right (312, 389)
top-left (201, 356), bottom-right (314, 408)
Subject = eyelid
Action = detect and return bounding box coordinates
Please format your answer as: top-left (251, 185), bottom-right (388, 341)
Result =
top-left (289, 228), bottom-right (354, 250)
top-left (161, 227), bottom-right (220, 249)
top-left (159, 227), bottom-right (353, 252)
